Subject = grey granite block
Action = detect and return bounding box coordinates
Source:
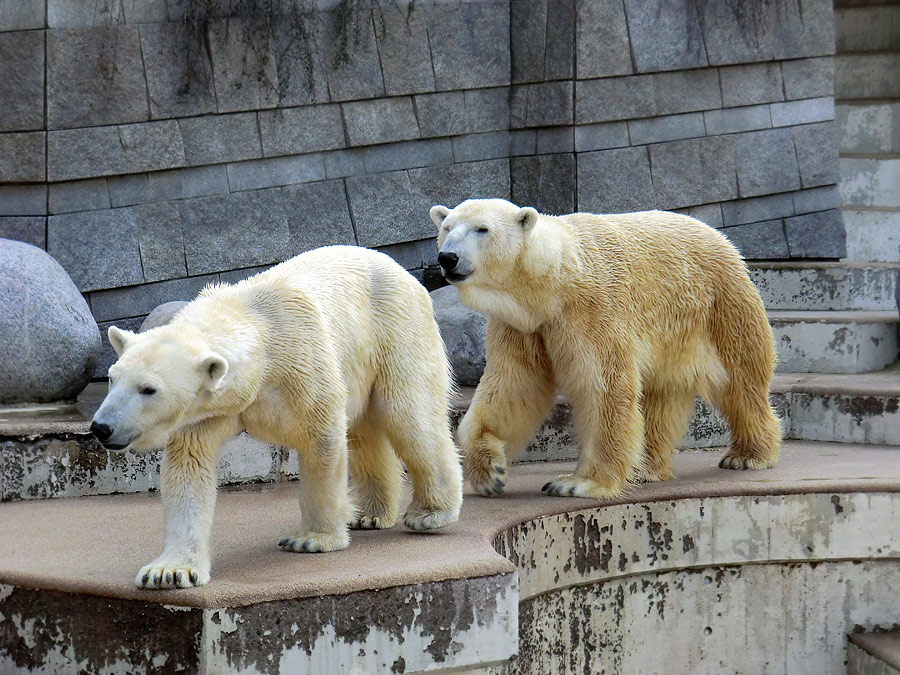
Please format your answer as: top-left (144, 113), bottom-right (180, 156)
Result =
top-left (48, 121), bottom-right (185, 182)
top-left (676, 203), bottom-right (724, 229)
top-left (576, 0), bottom-right (632, 78)
top-left (721, 192), bottom-right (795, 227)
top-left (0, 216), bottom-right (45, 249)
top-left (48, 0), bottom-right (123, 28)
top-left (410, 157), bottom-right (511, 219)
top-left (122, 0), bottom-right (167, 23)
top-left (791, 185), bottom-right (839, 215)
top-left (703, 104), bottom-right (772, 135)
top-left (90, 275), bottom-right (214, 322)
top-left (574, 122), bottom-right (630, 152)
top-left (365, 138), bottom-right (454, 173)
top-left (544, 0), bottom-right (575, 80)
top-left (781, 57), bottom-right (834, 100)
top-left (719, 62), bottom-right (784, 108)
top-left (0, 0), bottom-right (45, 31)
top-left (628, 113), bottom-right (705, 146)
top-left (792, 121), bottom-right (839, 188)
top-left (48, 208), bottom-right (143, 292)
top-left (734, 128), bottom-right (801, 198)
top-left (576, 76), bottom-right (654, 124)
top-left (425, 2), bottom-right (510, 90)
top-left (323, 148), bottom-right (366, 179)
top-left (0, 31), bottom-right (44, 132)
top-left (179, 189), bottom-right (292, 275)
top-left (375, 238), bottom-right (438, 270)
top-left (511, 154), bottom-right (575, 215)
top-left (107, 174), bottom-right (151, 208)
top-left (147, 165), bottom-right (229, 202)
top-left (463, 87), bottom-right (510, 133)
top-left (453, 132), bottom-right (510, 163)
top-left (259, 105), bottom-right (345, 157)
top-left (835, 4), bottom-right (900, 52)
top-left (132, 201), bottom-right (187, 282)
top-left (270, 17), bottom-right (330, 107)
top-left (511, 0), bottom-right (573, 83)
top-left (784, 209), bottom-right (846, 258)
top-left (623, 0), bottom-right (708, 72)
top-left (653, 68), bottom-right (722, 115)
top-left (47, 26), bottom-right (149, 129)
top-left (139, 22), bottom-right (216, 119)
top-left (649, 136), bottom-right (737, 209)
top-left (319, 8), bottom-right (385, 101)
top-left (0, 132), bottom-right (45, 182)
top-left (375, 4), bottom-right (435, 96)
top-left (207, 18), bottom-right (278, 113)
top-left (577, 147), bottom-right (655, 213)
top-left (720, 220), bottom-right (789, 259)
top-left (536, 127), bottom-right (574, 154)
top-left (344, 97), bottom-right (419, 146)
top-left (226, 154), bottom-right (325, 193)
top-left (770, 97), bottom-right (834, 127)
top-left (218, 265), bottom-right (273, 285)
top-left (0, 185), bottom-right (47, 216)
top-left (511, 81), bottom-right (573, 129)
top-left (510, 129), bottom-right (537, 156)
top-left (346, 171), bottom-right (420, 247)
top-left (415, 91), bottom-right (466, 138)
top-left (178, 112), bottom-right (262, 166)
top-left (282, 180), bottom-right (357, 253)
top-left (49, 179), bottom-right (111, 215)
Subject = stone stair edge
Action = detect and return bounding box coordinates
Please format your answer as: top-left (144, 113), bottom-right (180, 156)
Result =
top-left (848, 633), bottom-right (900, 671)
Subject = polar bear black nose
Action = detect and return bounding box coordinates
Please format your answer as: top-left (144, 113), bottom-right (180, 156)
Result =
top-left (91, 421), bottom-right (113, 441)
top-left (438, 252), bottom-right (459, 271)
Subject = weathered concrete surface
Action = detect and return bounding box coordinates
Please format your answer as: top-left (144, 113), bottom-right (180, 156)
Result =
top-left (748, 262), bottom-right (899, 311)
top-left (848, 633), bottom-right (900, 675)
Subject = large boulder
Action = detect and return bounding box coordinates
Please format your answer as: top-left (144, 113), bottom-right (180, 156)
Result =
top-left (140, 301), bottom-right (188, 332)
top-left (0, 239), bottom-right (100, 404)
top-left (430, 285), bottom-right (486, 387)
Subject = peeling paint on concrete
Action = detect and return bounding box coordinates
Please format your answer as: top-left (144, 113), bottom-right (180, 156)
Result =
top-left (749, 265), bottom-right (899, 312)
top-left (770, 318), bottom-right (898, 374)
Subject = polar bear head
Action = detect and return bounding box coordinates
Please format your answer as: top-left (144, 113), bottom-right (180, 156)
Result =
top-left (90, 325), bottom-right (228, 452)
top-left (430, 198), bottom-right (539, 286)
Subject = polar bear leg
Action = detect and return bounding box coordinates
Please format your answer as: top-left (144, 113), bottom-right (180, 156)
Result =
top-left (459, 321), bottom-right (555, 496)
top-left (639, 389), bottom-right (695, 482)
top-left (348, 416), bottom-right (402, 530)
top-left (136, 416), bottom-right (239, 589)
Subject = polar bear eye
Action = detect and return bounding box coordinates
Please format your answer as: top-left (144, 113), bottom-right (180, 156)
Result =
top-left (139, 385), bottom-right (157, 396)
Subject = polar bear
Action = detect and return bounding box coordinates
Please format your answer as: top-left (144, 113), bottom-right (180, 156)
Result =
top-left (431, 199), bottom-right (780, 499)
top-left (91, 246), bottom-right (463, 588)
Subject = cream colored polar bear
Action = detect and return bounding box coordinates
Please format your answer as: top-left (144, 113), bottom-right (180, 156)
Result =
top-left (91, 246), bottom-right (463, 588)
top-left (431, 199), bottom-right (780, 499)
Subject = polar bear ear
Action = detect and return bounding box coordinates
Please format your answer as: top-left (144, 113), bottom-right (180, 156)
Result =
top-left (517, 207), bottom-right (539, 232)
top-left (108, 326), bottom-right (134, 357)
top-left (199, 352), bottom-right (229, 391)
top-left (429, 204), bottom-right (450, 229)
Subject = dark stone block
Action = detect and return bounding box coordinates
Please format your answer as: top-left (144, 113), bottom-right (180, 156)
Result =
top-left (139, 23), bottom-right (216, 119)
top-left (47, 26), bottom-right (149, 129)
top-left (791, 185), bottom-right (839, 215)
top-left (179, 189), bottom-right (292, 276)
top-left (376, 238), bottom-right (438, 270)
top-left (409, 159), bottom-right (511, 213)
top-left (734, 128), bottom-right (801, 198)
top-left (415, 91), bottom-right (467, 138)
top-left (323, 148), bottom-right (366, 179)
top-left (649, 136), bottom-right (737, 209)
top-left (376, 5), bottom-right (435, 95)
top-left (48, 0), bottom-right (124, 28)
top-left (574, 122), bottom-right (630, 152)
top-left (0, 216), bottom-right (46, 249)
top-left (781, 57), bottom-right (834, 100)
top-left (178, 113), bottom-right (262, 166)
top-left (0, 132), bottom-right (45, 182)
top-left (319, 8), bottom-right (385, 101)
top-left (49, 179), bottom-right (111, 215)
top-left (452, 132), bottom-right (510, 163)
top-left (0, 0), bottom-right (45, 31)
top-left (511, 154), bottom-right (576, 215)
top-left (0, 31), bottom-right (44, 132)
top-left (536, 127), bottom-right (574, 154)
top-left (425, 2), bottom-right (510, 90)
top-left (270, 18), bottom-right (330, 107)
top-left (719, 62), bottom-right (784, 107)
top-left (720, 220), bottom-right (790, 259)
top-left (346, 171), bottom-right (420, 248)
top-left (365, 139), bottom-right (454, 173)
top-left (653, 68), bottom-right (721, 115)
top-left (577, 147), bottom-right (655, 213)
top-left (207, 18), bottom-right (278, 113)
top-left (282, 180), bottom-right (357, 253)
top-left (431, 284), bottom-right (486, 386)
top-left (511, 81), bottom-right (573, 129)
top-left (343, 97), bottom-right (419, 147)
top-left (784, 209), bottom-right (846, 258)
top-left (90, 275), bottom-right (215, 323)
top-left (464, 88), bottom-right (510, 134)
top-left (721, 193), bottom-right (795, 227)
top-left (576, 0), bottom-right (632, 78)
top-left (511, 0), bottom-right (574, 83)
top-left (623, 0), bottom-right (708, 72)
top-left (0, 185), bottom-right (47, 216)
top-left (576, 76), bottom-right (655, 124)
top-left (628, 113), bottom-right (705, 146)
top-left (132, 202), bottom-right (188, 283)
top-left (792, 121), bottom-right (840, 188)
top-left (258, 105), bottom-right (345, 157)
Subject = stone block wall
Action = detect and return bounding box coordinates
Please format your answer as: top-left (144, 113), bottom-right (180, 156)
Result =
top-left (0, 0), bottom-right (844, 375)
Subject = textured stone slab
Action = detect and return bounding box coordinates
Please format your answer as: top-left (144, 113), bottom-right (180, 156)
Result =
top-left (840, 157), bottom-right (900, 208)
top-left (623, 0), bottom-right (708, 72)
top-left (649, 136), bottom-right (737, 209)
top-left (0, 185), bottom-right (47, 217)
top-left (178, 112), bottom-right (261, 166)
top-left (511, 154), bottom-right (576, 215)
top-left (511, 0), bottom-right (574, 83)
top-left (628, 113), bottom-right (705, 146)
top-left (843, 210), bottom-right (900, 263)
top-left (89, 275), bottom-right (215, 323)
top-left (0, 31), bottom-right (44, 132)
top-left (140, 301), bottom-right (187, 332)
top-left (770, 97), bottom-right (835, 127)
top-left (132, 202), bottom-right (188, 283)
top-left (416, 88), bottom-right (510, 138)
top-left (837, 102), bottom-right (900, 154)
top-left (268, 16), bottom-right (330, 108)
top-left (0, 239), bottom-right (99, 404)
top-left (452, 133), bottom-right (509, 164)
top-left (0, 0), bottom-right (45, 31)
top-left (784, 209), bottom-right (847, 259)
top-left (791, 185), bottom-right (839, 215)
top-left (536, 127), bottom-right (574, 154)
top-left (576, 0), bottom-right (632, 78)
top-left (226, 154), bottom-right (325, 192)
top-left (343, 97), bottom-right (419, 147)
top-left (0, 132), bottom-right (45, 182)
top-left (574, 122), bottom-right (630, 152)
top-left (323, 148), bottom-right (366, 179)
top-left (720, 220), bottom-right (790, 259)
top-left (734, 128), bottom-right (801, 198)
top-left (464, 87), bottom-right (511, 133)
top-left (721, 193), bottom-right (795, 227)
top-left (577, 147), bottom-right (655, 214)
top-left (207, 18), bottom-right (278, 113)
top-left (836, 4), bottom-right (900, 52)
top-left (836, 53), bottom-right (900, 100)
top-left (719, 62), bottom-right (784, 108)
top-left (375, 238), bottom-right (437, 272)
top-left (576, 75), bottom-right (655, 124)
top-left (258, 105), bottom-right (345, 158)
top-left (511, 81), bottom-right (573, 129)
top-left (781, 57), bottom-right (834, 100)
top-left (364, 138), bottom-right (454, 173)
top-left (0, 217), bottom-right (46, 249)
top-left (749, 262), bottom-right (900, 311)
top-left (47, 25), bottom-right (149, 129)
top-left (49, 179), bottom-right (111, 215)
top-left (48, 0), bottom-right (124, 28)
top-left (653, 68), bottom-right (722, 115)
top-left (375, 5), bottom-right (435, 96)
top-left (703, 105), bottom-right (772, 135)
top-left (281, 180), bottom-right (357, 254)
top-left (793, 122), bottom-right (840, 189)
top-left (318, 8), bottom-right (385, 101)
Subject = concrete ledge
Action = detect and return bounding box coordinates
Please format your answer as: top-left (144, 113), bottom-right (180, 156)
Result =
top-left (849, 633), bottom-right (900, 674)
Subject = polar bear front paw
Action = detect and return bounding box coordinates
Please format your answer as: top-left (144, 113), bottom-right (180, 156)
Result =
top-left (719, 453), bottom-right (775, 470)
top-left (403, 507), bottom-right (459, 531)
top-left (349, 513), bottom-right (396, 530)
top-left (136, 562), bottom-right (209, 589)
top-left (541, 475), bottom-right (624, 500)
top-left (463, 457), bottom-right (507, 497)
top-left (278, 531), bottom-right (350, 553)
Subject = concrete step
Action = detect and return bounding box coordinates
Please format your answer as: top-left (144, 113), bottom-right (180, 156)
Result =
top-left (1, 443), bottom-right (899, 674)
top-left (840, 156), bottom-right (900, 209)
top-left (770, 310), bottom-right (899, 374)
top-left (843, 209), bottom-right (900, 262)
top-left (837, 102), bottom-right (900, 154)
top-left (836, 53), bottom-right (900, 100)
top-left (848, 633), bottom-right (900, 675)
top-left (749, 262), bottom-right (899, 311)
top-left (836, 5), bottom-right (900, 53)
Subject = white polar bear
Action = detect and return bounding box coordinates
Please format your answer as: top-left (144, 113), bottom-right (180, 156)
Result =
top-left (91, 246), bottom-right (463, 589)
top-left (431, 199), bottom-right (780, 500)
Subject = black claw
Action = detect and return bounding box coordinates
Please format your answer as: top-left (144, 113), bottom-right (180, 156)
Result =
top-left (175, 571), bottom-right (183, 586)
top-left (141, 572), bottom-right (150, 586)
top-left (189, 571), bottom-right (198, 585)
top-left (165, 572), bottom-right (172, 585)
top-left (542, 482), bottom-right (553, 492)
top-left (278, 537), bottom-right (288, 547)
top-left (152, 573), bottom-right (161, 586)
top-left (303, 540), bottom-right (313, 552)
top-left (494, 466), bottom-right (506, 474)
top-left (566, 486), bottom-right (575, 496)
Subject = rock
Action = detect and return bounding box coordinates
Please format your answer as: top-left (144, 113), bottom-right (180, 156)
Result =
top-left (140, 301), bottom-right (188, 332)
top-left (0, 238), bottom-right (100, 404)
top-left (430, 285), bottom-right (486, 387)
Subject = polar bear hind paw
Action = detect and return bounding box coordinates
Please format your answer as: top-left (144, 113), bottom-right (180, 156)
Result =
top-left (541, 475), bottom-right (624, 500)
top-left (403, 507), bottom-right (459, 531)
top-left (465, 460), bottom-right (507, 497)
top-left (136, 562), bottom-right (209, 589)
top-left (349, 513), bottom-right (396, 530)
top-left (719, 453), bottom-right (775, 470)
top-left (278, 531), bottom-right (350, 553)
